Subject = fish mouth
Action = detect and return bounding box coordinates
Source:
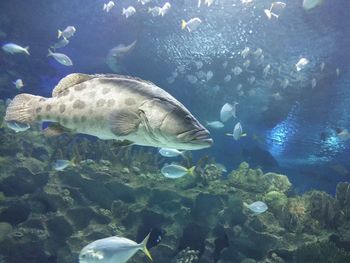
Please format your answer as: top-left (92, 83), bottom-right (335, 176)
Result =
top-left (177, 128), bottom-right (213, 147)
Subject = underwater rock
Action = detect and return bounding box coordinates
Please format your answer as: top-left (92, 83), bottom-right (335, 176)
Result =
top-left (0, 222), bottom-right (12, 241)
top-left (336, 182), bottom-right (350, 214)
top-left (264, 191), bottom-right (288, 214)
top-left (228, 162), bottom-right (291, 194)
top-left (306, 191), bottom-right (342, 228)
top-left (172, 247), bottom-right (200, 263)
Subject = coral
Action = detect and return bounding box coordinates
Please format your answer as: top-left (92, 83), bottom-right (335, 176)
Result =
top-left (264, 191), bottom-right (288, 214)
top-left (294, 240), bottom-right (350, 263)
top-left (172, 247), bottom-right (200, 263)
top-left (228, 162), bottom-right (291, 194)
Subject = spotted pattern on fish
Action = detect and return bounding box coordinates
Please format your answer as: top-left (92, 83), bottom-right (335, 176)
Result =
top-left (46, 105), bottom-right (52, 111)
top-left (96, 99), bottom-right (105, 107)
top-left (59, 104), bottom-right (66, 113)
top-left (107, 99), bottom-right (115, 107)
top-left (125, 98), bottom-right (136, 105)
top-left (73, 99), bottom-right (85, 109)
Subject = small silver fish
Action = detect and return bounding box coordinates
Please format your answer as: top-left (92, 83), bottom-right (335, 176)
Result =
top-left (103, 1), bottom-right (115, 12)
top-left (13, 79), bottom-right (24, 89)
top-left (264, 2), bottom-right (286, 20)
top-left (51, 37), bottom-right (69, 50)
top-left (303, 0), bottom-right (324, 10)
top-left (48, 49), bottom-right (73, 66)
top-left (53, 159), bottom-right (71, 171)
top-left (58, 26), bottom-right (76, 39)
top-left (224, 74), bottom-right (231, 82)
top-left (122, 6), bottom-right (136, 18)
top-left (227, 122), bottom-right (246, 140)
top-left (220, 102), bottom-right (238, 122)
top-left (206, 71), bottom-right (213, 81)
top-left (206, 121), bottom-right (224, 129)
top-left (79, 233), bottom-right (152, 263)
top-left (148, 6), bottom-right (162, 16)
top-left (232, 66), bottom-right (243, 76)
top-left (241, 47), bottom-right (250, 59)
top-left (159, 148), bottom-right (184, 158)
top-left (181, 18), bottom-right (202, 32)
top-left (295, 57), bottom-right (309, 71)
top-left (244, 201), bottom-right (268, 214)
top-left (187, 75), bottom-right (198, 84)
top-left (160, 2), bottom-right (171, 16)
top-left (161, 164), bottom-right (195, 178)
top-left (2, 43), bottom-right (30, 55)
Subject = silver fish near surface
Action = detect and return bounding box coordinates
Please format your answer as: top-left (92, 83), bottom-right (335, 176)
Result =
top-left (4, 73), bottom-right (213, 150)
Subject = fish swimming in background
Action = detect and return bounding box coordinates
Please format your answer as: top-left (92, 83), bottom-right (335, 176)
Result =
top-left (2, 43), bottom-right (30, 55)
top-left (79, 233), bottom-right (152, 263)
top-left (148, 6), bottom-right (162, 17)
top-left (224, 74), bottom-right (231, 82)
top-left (244, 201), bottom-right (268, 214)
top-left (48, 49), bottom-right (73, 66)
top-left (206, 71), bottom-right (213, 81)
top-left (232, 66), bottom-right (243, 76)
top-left (181, 18), bottom-right (202, 32)
top-left (138, 0), bottom-right (152, 5)
top-left (103, 1), bottom-right (115, 12)
top-left (227, 122), bottom-right (246, 140)
top-left (295, 57), bottom-right (309, 71)
top-left (122, 6), bottom-right (136, 18)
top-left (303, 0), bottom-right (324, 10)
top-left (106, 41), bottom-right (137, 73)
top-left (264, 2), bottom-right (286, 20)
top-left (160, 2), bottom-right (171, 16)
top-left (52, 159), bottom-right (72, 171)
top-left (4, 73), bottom-right (212, 150)
top-left (336, 68), bottom-right (340, 77)
top-left (13, 79), bottom-right (24, 89)
top-left (159, 148), bottom-right (185, 158)
top-left (198, 0), bottom-right (215, 7)
top-left (311, 78), bottom-right (317, 89)
top-left (206, 121), bottom-right (224, 129)
top-left (220, 102), bottom-right (238, 122)
top-left (51, 37), bottom-right (69, 50)
top-left (57, 26), bottom-right (76, 39)
top-left (241, 47), bottom-right (250, 58)
top-left (161, 164), bottom-right (195, 178)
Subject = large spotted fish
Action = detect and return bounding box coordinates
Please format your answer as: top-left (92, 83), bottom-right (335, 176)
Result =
top-left (4, 73), bottom-right (213, 150)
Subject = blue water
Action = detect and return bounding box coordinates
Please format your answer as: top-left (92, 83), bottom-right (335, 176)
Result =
top-left (1, 0), bottom-right (350, 193)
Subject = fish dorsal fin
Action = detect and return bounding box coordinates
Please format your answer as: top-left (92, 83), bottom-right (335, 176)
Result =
top-left (52, 73), bottom-right (92, 97)
top-left (95, 74), bottom-right (157, 87)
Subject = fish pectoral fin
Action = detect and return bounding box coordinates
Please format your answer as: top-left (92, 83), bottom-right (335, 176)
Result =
top-left (109, 109), bottom-right (141, 136)
top-left (42, 123), bottom-right (70, 137)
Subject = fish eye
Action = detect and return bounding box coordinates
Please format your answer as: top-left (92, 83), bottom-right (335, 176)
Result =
top-left (185, 115), bottom-right (192, 121)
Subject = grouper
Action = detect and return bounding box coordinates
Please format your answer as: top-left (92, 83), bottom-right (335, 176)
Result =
top-left (4, 73), bottom-right (213, 150)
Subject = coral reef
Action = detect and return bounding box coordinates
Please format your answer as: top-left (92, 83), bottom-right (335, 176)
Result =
top-left (0, 101), bottom-right (350, 262)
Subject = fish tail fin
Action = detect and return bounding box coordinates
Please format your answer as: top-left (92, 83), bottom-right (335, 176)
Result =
top-left (122, 8), bottom-right (126, 14)
top-left (187, 166), bottom-right (196, 176)
top-left (225, 133), bottom-right (233, 136)
top-left (57, 30), bottom-right (63, 38)
top-left (24, 46), bottom-right (30, 55)
top-left (243, 202), bottom-right (249, 208)
top-left (264, 9), bottom-right (272, 19)
top-left (181, 20), bottom-right (187, 30)
top-left (198, 0), bottom-right (201, 8)
top-left (5, 94), bottom-right (44, 124)
top-left (47, 49), bottom-right (53, 57)
top-left (103, 3), bottom-right (107, 10)
top-left (140, 233), bottom-right (153, 261)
